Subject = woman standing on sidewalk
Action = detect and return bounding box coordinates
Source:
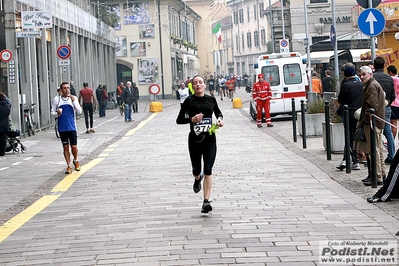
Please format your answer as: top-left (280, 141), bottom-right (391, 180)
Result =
top-left (176, 75), bottom-right (224, 213)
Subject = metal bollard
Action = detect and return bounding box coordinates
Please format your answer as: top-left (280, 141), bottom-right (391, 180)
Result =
top-left (301, 100), bottom-right (306, 149)
top-left (292, 98), bottom-right (297, 142)
top-left (343, 105), bottom-right (351, 173)
top-left (324, 100), bottom-right (331, 160)
top-left (370, 109), bottom-right (377, 188)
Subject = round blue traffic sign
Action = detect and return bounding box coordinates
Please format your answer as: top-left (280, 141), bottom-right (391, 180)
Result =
top-left (57, 45), bottom-right (71, 59)
top-left (357, 8), bottom-right (385, 37)
top-left (280, 39), bottom-right (289, 47)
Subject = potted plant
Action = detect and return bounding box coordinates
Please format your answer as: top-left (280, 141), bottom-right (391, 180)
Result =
top-left (297, 97), bottom-right (325, 136)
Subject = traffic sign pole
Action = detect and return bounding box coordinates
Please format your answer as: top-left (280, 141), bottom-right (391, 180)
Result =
top-left (331, 0), bottom-right (339, 91)
top-left (369, 0), bottom-right (376, 61)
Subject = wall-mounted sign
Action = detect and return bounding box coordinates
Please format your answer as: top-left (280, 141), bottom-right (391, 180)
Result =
top-left (8, 60), bottom-right (15, 84)
top-left (21, 11), bottom-right (52, 29)
top-left (16, 31), bottom-right (42, 38)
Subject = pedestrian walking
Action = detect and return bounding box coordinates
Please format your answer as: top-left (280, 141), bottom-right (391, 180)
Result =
top-left (99, 85), bottom-right (109, 117)
top-left (178, 82), bottom-right (189, 106)
top-left (79, 82), bottom-right (97, 134)
top-left (0, 92), bottom-right (10, 156)
top-left (174, 77), bottom-right (181, 100)
top-left (356, 66), bottom-right (386, 186)
top-left (176, 75), bottom-right (224, 213)
top-left (131, 82), bottom-right (139, 113)
top-left (69, 81), bottom-right (77, 96)
top-left (226, 77), bottom-right (235, 100)
top-left (253, 73), bottom-right (273, 128)
top-left (322, 70), bottom-right (335, 93)
top-left (122, 81), bottom-right (134, 122)
top-left (207, 75), bottom-right (215, 97)
top-left (51, 82), bottom-right (82, 174)
top-left (116, 82), bottom-right (125, 106)
top-left (218, 75), bottom-right (226, 101)
top-left (311, 72), bottom-right (322, 96)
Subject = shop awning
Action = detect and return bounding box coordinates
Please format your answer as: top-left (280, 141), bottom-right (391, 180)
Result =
top-left (349, 49), bottom-right (372, 62)
top-left (304, 50), bottom-right (343, 64)
top-left (359, 48), bottom-right (394, 61)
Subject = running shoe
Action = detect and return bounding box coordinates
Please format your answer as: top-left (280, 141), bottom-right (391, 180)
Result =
top-left (90, 129), bottom-right (95, 133)
top-left (201, 201), bottom-right (213, 213)
top-left (336, 160), bottom-right (346, 170)
top-left (86, 130), bottom-right (90, 134)
top-left (367, 196), bottom-right (382, 203)
top-left (351, 163), bottom-right (361, 170)
top-left (73, 160), bottom-right (81, 171)
top-left (65, 165), bottom-right (72, 174)
top-left (193, 173), bottom-right (204, 193)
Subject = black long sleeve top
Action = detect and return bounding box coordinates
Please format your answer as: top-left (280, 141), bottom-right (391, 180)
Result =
top-left (176, 94), bottom-right (223, 133)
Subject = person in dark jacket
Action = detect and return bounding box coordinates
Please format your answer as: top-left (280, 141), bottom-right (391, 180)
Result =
top-left (99, 85), bottom-right (109, 117)
top-left (373, 56), bottom-right (396, 164)
top-left (336, 63), bottom-right (364, 171)
top-left (131, 82), bottom-right (139, 113)
top-left (0, 92), bottom-right (11, 156)
top-left (322, 70), bottom-right (335, 93)
top-left (121, 81), bottom-right (134, 122)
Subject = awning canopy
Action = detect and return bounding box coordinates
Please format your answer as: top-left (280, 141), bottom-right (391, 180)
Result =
top-left (359, 49), bottom-right (394, 61)
top-left (303, 50), bottom-right (343, 64)
top-left (348, 49), bottom-right (371, 62)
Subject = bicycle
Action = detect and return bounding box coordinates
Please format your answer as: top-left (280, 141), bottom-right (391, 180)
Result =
top-left (24, 103), bottom-right (36, 136)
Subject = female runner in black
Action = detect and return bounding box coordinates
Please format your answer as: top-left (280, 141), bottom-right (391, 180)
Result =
top-left (176, 75), bottom-right (224, 213)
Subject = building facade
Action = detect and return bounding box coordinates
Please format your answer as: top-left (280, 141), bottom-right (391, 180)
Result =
top-left (109, 0), bottom-right (200, 99)
top-left (290, 0), bottom-right (354, 54)
top-left (227, 0), bottom-right (271, 77)
top-left (1, 0), bottom-right (116, 131)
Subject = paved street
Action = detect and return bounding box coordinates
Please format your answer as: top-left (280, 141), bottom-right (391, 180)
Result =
top-left (0, 88), bottom-right (398, 265)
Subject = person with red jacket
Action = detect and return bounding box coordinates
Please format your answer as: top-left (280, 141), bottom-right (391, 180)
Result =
top-left (252, 73), bottom-right (273, 128)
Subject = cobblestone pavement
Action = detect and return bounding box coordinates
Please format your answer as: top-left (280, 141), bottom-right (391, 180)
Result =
top-left (0, 89), bottom-right (397, 265)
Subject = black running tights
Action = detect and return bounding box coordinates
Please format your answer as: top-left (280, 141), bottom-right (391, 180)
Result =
top-left (188, 133), bottom-right (217, 176)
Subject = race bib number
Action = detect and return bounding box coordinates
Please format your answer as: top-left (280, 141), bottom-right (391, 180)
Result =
top-left (194, 118), bottom-right (212, 135)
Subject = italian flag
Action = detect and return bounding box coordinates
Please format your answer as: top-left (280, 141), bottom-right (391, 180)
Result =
top-left (212, 22), bottom-right (222, 44)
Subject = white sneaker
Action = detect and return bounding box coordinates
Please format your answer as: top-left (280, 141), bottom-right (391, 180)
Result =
top-left (351, 163), bottom-right (361, 170)
top-left (336, 160), bottom-right (346, 170)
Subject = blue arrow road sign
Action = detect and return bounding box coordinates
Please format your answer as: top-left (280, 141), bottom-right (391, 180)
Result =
top-left (357, 8), bottom-right (385, 37)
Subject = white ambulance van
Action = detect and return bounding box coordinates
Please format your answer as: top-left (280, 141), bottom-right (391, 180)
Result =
top-left (249, 52), bottom-right (308, 120)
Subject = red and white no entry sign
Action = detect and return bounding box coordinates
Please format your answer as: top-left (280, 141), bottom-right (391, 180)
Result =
top-left (149, 84), bottom-right (160, 95)
top-left (0, 49), bottom-right (12, 62)
top-left (57, 45), bottom-right (71, 59)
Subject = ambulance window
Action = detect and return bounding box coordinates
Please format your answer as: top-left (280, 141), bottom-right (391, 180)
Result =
top-left (261, 66), bottom-right (280, 86)
top-left (283, 64), bottom-right (303, 85)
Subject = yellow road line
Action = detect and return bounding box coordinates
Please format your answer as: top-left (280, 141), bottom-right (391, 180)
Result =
top-left (0, 195), bottom-right (59, 243)
top-left (0, 113), bottom-right (158, 244)
top-left (51, 158), bottom-right (105, 192)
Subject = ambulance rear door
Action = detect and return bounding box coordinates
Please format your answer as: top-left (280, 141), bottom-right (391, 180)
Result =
top-left (279, 56), bottom-right (307, 113)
